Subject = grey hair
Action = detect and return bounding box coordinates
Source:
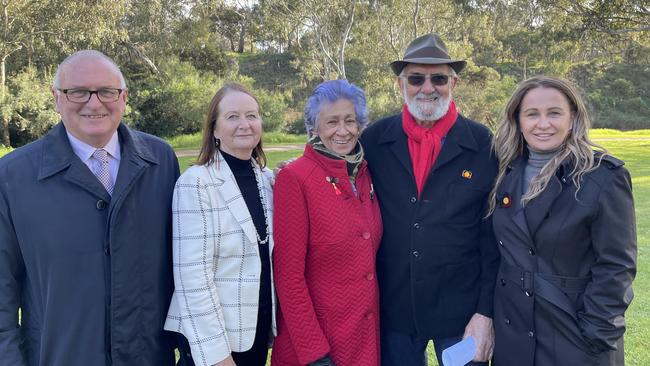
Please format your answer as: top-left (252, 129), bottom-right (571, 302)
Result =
top-left (53, 50), bottom-right (126, 88)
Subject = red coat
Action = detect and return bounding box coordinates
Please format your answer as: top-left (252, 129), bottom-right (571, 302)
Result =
top-left (271, 144), bottom-right (382, 366)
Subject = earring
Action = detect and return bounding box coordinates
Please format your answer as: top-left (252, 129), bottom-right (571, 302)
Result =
top-left (214, 137), bottom-right (221, 148)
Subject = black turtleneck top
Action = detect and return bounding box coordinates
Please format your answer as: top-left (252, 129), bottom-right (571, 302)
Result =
top-left (220, 150), bottom-right (272, 315)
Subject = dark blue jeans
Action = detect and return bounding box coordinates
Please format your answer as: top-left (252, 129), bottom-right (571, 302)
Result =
top-left (381, 329), bottom-right (489, 366)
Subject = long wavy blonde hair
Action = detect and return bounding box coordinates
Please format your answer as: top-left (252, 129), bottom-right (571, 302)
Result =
top-left (487, 76), bottom-right (607, 216)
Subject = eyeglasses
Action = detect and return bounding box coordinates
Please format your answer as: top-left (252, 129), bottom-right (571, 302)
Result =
top-left (57, 88), bottom-right (124, 103)
top-left (401, 74), bottom-right (452, 87)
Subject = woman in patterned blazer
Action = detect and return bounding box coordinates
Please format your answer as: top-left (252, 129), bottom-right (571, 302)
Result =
top-left (271, 80), bottom-right (383, 366)
top-left (165, 83), bottom-right (276, 366)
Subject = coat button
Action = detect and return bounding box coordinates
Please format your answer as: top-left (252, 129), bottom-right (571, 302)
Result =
top-left (528, 331), bottom-right (534, 338)
top-left (96, 200), bottom-right (107, 210)
top-left (504, 318), bottom-right (510, 325)
top-left (413, 223), bottom-right (421, 229)
top-left (412, 251), bottom-right (420, 258)
top-left (410, 196), bottom-right (417, 203)
top-left (104, 247), bottom-right (110, 256)
top-left (366, 273), bottom-right (374, 280)
top-left (500, 278), bottom-right (506, 286)
top-left (362, 232), bottom-right (371, 239)
top-left (498, 240), bottom-right (504, 246)
top-left (365, 312), bottom-right (374, 320)
top-left (528, 248), bottom-right (535, 256)
top-left (525, 291), bottom-right (532, 297)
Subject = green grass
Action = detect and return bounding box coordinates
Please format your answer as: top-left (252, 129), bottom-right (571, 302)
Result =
top-left (167, 132), bottom-right (307, 150)
top-left (0, 145), bottom-right (12, 158)
top-left (602, 140), bottom-right (650, 365)
top-left (590, 128), bottom-right (650, 139)
top-left (178, 149), bottom-right (303, 172)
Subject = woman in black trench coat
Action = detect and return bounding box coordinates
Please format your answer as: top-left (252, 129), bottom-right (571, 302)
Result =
top-left (487, 76), bottom-right (637, 365)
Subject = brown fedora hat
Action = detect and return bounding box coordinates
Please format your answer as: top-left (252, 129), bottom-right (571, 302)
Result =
top-left (390, 33), bottom-right (466, 75)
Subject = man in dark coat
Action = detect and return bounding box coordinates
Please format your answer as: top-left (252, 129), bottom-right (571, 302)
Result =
top-left (360, 33), bottom-right (500, 365)
top-left (0, 50), bottom-right (180, 366)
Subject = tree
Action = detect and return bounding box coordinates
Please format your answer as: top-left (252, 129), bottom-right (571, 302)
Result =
top-left (0, 0), bottom-right (129, 146)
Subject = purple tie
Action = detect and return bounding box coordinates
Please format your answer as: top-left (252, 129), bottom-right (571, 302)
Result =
top-left (92, 149), bottom-right (113, 195)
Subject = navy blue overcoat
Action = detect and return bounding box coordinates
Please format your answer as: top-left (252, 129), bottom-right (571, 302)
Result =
top-left (0, 122), bottom-right (180, 366)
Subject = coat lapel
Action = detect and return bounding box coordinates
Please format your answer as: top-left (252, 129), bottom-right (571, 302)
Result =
top-left (501, 158), bottom-right (533, 243)
top-left (38, 123), bottom-right (110, 200)
top-left (209, 153), bottom-right (258, 245)
top-left (431, 116), bottom-right (479, 173)
top-left (378, 114), bottom-right (414, 178)
top-left (111, 124), bottom-right (158, 205)
top-left (524, 174), bottom-right (563, 237)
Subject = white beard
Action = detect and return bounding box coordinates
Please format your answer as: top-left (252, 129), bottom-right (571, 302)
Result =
top-left (403, 85), bottom-right (452, 123)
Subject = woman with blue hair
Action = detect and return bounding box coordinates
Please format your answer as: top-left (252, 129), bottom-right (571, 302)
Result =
top-left (271, 79), bottom-right (382, 366)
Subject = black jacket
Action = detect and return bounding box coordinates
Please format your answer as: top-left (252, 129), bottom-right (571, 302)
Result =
top-left (360, 113), bottom-right (500, 339)
top-left (492, 154), bottom-right (636, 365)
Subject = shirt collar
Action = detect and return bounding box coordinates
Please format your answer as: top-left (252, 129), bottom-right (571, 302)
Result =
top-left (66, 130), bottom-right (121, 162)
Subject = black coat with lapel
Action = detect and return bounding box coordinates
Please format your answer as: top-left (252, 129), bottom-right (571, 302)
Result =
top-left (492, 154), bottom-right (636, 365)
top-left (361, 113), bottom-right (500, 339)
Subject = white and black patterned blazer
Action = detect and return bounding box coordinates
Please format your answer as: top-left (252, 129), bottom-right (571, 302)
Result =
top-left (164, 153), bottom-right (276, 366)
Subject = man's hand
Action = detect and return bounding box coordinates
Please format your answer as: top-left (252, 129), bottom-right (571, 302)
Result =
top-left (463, 313), bottom-right (494, 362)
top-left (213, 355), bottom-right (236, 366)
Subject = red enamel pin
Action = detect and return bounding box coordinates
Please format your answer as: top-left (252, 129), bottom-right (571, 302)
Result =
top-left (326, 176), bottom-right (342, 195)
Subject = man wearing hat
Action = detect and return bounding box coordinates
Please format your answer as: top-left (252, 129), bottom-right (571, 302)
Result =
top-left (360, 33), bottom-right (499, 365)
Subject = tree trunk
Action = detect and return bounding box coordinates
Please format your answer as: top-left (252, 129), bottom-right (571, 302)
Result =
top-left (412, 0), bottom-right (419, 39)
top-left (1, 2), bottom-right (10, 147)
top-left (1, 55), bottom-right (10, 147)
top-left (237, 23), bottom-right (246, 53)
top-left (337, 0), bottom-right (357, 80)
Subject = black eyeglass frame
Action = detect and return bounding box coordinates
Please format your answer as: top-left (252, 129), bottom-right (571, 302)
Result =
top-left (400, 73), bottom-right (454, 87)
top-left (57, 88), bottom-right (125, 103)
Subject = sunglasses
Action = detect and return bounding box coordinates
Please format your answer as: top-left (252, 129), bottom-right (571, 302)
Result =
top-left (402, 73), bottom-right (452, 87)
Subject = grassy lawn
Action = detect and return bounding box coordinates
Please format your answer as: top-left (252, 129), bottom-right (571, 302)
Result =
top-left (167, 131), bottom-right (307, 150)
top-left (590, 129), bottom-right (650, 139)
top-left (178, 149), bottom-right (304, 172)
top-left (0, 145), bottom-right (12, 157)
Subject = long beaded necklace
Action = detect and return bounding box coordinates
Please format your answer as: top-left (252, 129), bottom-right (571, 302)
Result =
top-left (251, 160), bottom-right (270, 245)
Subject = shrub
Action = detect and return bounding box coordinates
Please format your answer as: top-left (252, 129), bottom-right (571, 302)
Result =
top-left (4, 67), bottom-right (59, 146)
top-left (128, 58), bottom-right (219, 137)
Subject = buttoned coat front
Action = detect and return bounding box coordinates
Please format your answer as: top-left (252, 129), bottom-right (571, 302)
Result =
top-left (164, 153), bottom-right (276, 366)
top-left (271, 145), bottom-right (382, 366)
top-left (360, 113), bottom-right (500, 339)
top-left (492, 154), bottom-right (636, 366)
top-left (0, 122), bottom-right (180, 366)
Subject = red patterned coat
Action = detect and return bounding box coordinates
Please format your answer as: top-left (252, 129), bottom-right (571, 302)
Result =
top-left (271, 144), bottom-right (382, 366)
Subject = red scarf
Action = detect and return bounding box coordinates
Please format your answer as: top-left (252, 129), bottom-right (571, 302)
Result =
top-left (402, 101), bottom-right (458, 195)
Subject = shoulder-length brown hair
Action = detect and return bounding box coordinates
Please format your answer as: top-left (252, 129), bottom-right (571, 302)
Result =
top-left (487, 75), bottom-right (607, 216)
top-left (196, 83), bottom-right (267, 168)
